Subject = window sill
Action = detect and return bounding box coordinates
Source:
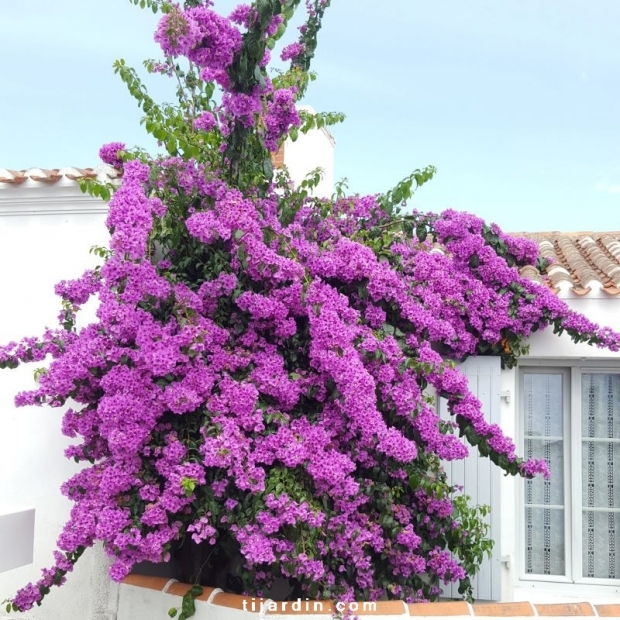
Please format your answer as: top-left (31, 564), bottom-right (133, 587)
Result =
top-left (515, 579), bottom-right (620, 603)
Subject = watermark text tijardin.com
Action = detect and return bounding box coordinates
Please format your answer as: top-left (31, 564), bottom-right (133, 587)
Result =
top-left (242, 597), bottom-right (378, 613)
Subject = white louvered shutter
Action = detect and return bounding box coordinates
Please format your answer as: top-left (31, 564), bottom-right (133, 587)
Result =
top-left (438, 356), bottom-right (502, 601)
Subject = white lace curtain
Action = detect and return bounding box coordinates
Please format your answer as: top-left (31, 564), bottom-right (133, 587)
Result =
top-left (523, 372), bottom-right (565, 576)
top-left (581, 373), bottom-right (620, 580)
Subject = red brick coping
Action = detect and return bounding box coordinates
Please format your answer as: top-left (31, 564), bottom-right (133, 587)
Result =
top-left (122, 575), bottom-right (620, 616)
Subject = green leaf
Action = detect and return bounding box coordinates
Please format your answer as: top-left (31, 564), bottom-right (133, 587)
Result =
top-left (382, 323), bottom-right (395, 336)
top-left (189, 585), bottom-right (204, 597)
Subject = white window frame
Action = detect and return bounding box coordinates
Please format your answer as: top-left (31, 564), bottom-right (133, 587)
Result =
top-left (517, 362), bottom-right (620, 591)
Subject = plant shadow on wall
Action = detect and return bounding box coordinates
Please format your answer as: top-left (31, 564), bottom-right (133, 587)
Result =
top-left (2, 0), bottom-right (620, 616)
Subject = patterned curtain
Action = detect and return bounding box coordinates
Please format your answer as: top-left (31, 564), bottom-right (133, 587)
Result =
top-left (581, 374), bottom-right (620, 579)
top-left (523, 372), bottom-right (565, 576)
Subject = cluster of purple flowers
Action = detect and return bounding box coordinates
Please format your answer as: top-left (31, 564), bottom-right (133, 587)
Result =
top-left (155, 3), bottom-right (241, 87)
top-left (98, 142), bottom-right (125, 170)
top-left (5, 147), bottom-right (617, 606)
top-left (153, 2), bottom-right (302, 153)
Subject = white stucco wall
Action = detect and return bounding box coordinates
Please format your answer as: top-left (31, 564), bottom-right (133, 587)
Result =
top-left (282, 105), bottom-right (335, 198)
top-left (498, 293), bottom-right (620, 604)
top-left (0, 177), bottom-right (118, 620)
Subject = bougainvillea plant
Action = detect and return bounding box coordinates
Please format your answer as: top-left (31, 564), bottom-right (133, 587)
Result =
top-left (4, 0), bottom-right (620, 615)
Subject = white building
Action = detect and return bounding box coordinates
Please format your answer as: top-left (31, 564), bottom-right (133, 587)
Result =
top-left (1, 158), bottom-right (619, 617)
top-left (497, 233), bottom-right (620, 604)
top-left (272, 105), bottom-right (336, 199)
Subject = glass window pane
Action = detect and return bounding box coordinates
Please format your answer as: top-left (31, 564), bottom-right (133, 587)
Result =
top-left (524, 373), bottom-right (564, 438)
top-left (582, 510), bottom-right (620, 579)
top-left (525, 439), bottom-right (564, 505)
top-left (582, 442), bottom-right (620, 509)
top-left (582, 373), bottom-right (620, 439)
top-left (525, 507), bottom-right (566, 576)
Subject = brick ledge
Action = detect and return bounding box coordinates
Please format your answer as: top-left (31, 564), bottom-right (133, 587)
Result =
top-left (122, 575), bottom-right (620, 617)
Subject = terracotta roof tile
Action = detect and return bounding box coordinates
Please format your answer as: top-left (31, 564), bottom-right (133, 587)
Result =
top-left (517, 231), bottom-right (620, 296)
top-left (0, 165), bottom-right (119, 185)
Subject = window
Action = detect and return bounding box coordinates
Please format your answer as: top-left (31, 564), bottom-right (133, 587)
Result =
top-left (521, 367), bottom-right (620, 584)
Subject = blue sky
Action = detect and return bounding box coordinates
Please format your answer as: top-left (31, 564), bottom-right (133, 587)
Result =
top-left (1, 0), bottom-right (619, 233)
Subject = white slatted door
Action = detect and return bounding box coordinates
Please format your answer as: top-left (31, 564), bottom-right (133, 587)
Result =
top-left (438, 356), bottom-right (502, 601)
